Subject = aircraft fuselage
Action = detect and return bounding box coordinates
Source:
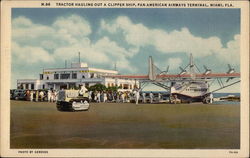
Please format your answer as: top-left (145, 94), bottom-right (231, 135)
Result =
top-left (170, 81), bottom-right (210, 103)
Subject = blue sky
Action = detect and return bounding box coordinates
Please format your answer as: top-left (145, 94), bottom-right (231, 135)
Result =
top-left (11, 8), bottom-right (240, 92)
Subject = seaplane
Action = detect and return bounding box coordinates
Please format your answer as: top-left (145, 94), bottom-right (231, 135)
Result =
top-left (107, 54), bottom-right (240, 104)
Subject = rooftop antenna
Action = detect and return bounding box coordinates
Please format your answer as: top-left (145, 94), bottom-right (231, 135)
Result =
top-left (114, 62), bottom-right (117, 71)
top-left (78, 52), bottom-right (81, 63)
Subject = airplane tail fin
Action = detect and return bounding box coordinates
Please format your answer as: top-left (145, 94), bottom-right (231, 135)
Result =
top-left (148, 56), bottom-right (156, 80)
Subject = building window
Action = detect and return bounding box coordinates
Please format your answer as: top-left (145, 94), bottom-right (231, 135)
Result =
top-left (123, 84), bottom-right (129, 89)
top-left (54, 74), bottom-right (59, 80)
top-left (60, 74), bottom-right (70, 79)
top-left (42, 84), bottom-right (45, 89)
top-left (31, 84), bottom-right (34, 90)
top-left (90, 73), bottom-right (94, 78)
top-left (19, 84), bottom-right (23, 89)
top-left (40, 74), bottom-right (43, 80)
top-left (47, 76), bottom-right (49, 80)
top-left (72, 73), bottom-right (77, 79)
top-left (134, 84), bottom-right (137, 89)
top-left (82, 75), bottom-right (85, 79)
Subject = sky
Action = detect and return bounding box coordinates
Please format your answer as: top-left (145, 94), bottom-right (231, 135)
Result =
top-left (11, 8), bottom-right (240, 92)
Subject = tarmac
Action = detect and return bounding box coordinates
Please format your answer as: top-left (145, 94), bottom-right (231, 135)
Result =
top-left (10, 100), bottom-right (240, 149)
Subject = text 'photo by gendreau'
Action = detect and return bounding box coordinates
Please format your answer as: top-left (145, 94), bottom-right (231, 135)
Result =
top-left (11, 6), bottom-right (241, 149)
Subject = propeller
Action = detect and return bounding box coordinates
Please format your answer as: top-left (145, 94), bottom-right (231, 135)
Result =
top-left (226, 64), bottom-right (235, 82)
top-left (227, 64), bottom-right (235, 74)
top-left (203, 65), bottom-right (211, 75)
top-left (179, 66), bottom-right (187, 75)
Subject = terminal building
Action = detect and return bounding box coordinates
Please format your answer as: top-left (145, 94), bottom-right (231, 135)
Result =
top-left (17, 62), bottom-right (140, 91)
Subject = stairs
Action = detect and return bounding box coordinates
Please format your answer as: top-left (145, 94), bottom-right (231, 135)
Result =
top-left (152, 82), bottom-right (170, 91)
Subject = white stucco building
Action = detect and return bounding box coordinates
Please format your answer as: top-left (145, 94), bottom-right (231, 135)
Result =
top-left (17, 62), bottom-right (140, 91)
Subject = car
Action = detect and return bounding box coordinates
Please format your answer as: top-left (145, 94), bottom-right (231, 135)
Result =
top-left (11, 89), bottom-right (27, 100)
top-left (56, 89), bottom-right (90, 111)
top-left (10, 89), bottom-right (15, 99)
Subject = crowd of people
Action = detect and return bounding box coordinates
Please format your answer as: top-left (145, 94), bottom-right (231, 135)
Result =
top-left (13, 88), bottom-right (164, 104)
top-left (24, 89), bottom-right (59, 102)
top-left (87, 90), bottom-right (161, 104)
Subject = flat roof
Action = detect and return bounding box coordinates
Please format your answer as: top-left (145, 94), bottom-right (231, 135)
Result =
top-left (43, 67), bottom-right (118, 74)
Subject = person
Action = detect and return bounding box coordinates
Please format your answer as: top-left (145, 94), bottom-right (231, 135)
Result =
top-left (135, 90), bottom-right (140, 105)
top-left (88, 91), bottom-right (92, 102)
top-left (47, 90), bottom-right (52, 102)
top-left (116, 92), bottom-right (120, 103)
top-left (54, 90), bottom-right (58, 102)
top-left (26, 90), bottom-right (30, 101)
top-left (210, 93), bottom-right (213, 104)
top-left (114, 92), bottom-right (117, 102)
top-left (39, 91), bottom-right (44, 101)
top-left (103, 92), bottom-right (107, 103)
top-left (52, 90), bottom-right (55, 102)
top-left (149, 92), bottom-right (153, 103)
top-left (91, 91), bottom-right (95, 102)
top-left (79, 85), bottom-right (87, 96)
top-left (94, 92), bottom-right (97, 102)
top-left (97, 91), bottom-right (101, 103)
top-left (100, 92), bottom-right (104, 102)
top-left (121, 92), bottom-right (125, 103)
top-left (35, 90), bottom-right (39, 102)
top-left (30, 91), bottom-right (33, 101)
top-left (142, 92), bottom-right (146, 103)
top-left (158, 93), bottom-right (161, 102)
top-left (107, 92), bottom-right (112, 102)
top-left (50, 90), bottom-right (53, 102)
top-left (173, 95), bottom-right (178, 104)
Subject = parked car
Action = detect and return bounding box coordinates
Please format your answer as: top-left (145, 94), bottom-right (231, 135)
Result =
top-left (11, 89), bottom-right (27, 100)
top-left (10, 89), bottom-right (15, 99)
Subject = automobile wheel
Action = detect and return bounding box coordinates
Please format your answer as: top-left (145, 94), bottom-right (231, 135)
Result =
top-left (203, 98), bottom-right (208, 104)
top-left (83, 100), bottom-right (89, 105)
top-left (72, 101), bottom-right (77, 112)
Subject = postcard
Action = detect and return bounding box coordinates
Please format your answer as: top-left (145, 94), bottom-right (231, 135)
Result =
top-left (1, 0), bottom-right (249, 157)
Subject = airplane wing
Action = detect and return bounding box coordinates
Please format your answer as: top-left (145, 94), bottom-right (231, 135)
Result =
top-left (158, 73), bottom-right (240, 79)
top-left (105, 75), bottom-right (149, 79)
top-left (106, 73), bottom-right (240, 80)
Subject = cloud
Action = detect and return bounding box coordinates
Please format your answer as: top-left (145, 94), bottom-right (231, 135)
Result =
top-left (167, 58), bottom-right (182, 70)
top-left (12, 15), bottom-right (137, 73)
top-left (100, 16), bottom-right (239, 64)
top-left (12, 42), bottom-right (54, 64)
top-left (53, 14), bottom-right (92, 40)
top-left (12, 14), bottom-right (240, 76)
top-left (92, 37), bottom-right (138, 71)
top-left (217, 34), bottom-right (240, 65)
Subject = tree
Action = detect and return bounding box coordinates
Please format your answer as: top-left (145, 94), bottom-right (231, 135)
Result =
top-left (87, 84), bottom-right (106, 92)
top-left (87, 84), bottom-right (121, 92)
top-left (106, 86), bottom-right (121, 92)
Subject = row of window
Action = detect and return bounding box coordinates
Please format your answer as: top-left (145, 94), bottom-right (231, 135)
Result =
top-left (185, 88), bottom-right (207, 92)
top-left (19, 83), bottom-right (35, 90)
top-left (40, 73), bottom-right (103, 80)
top-left (107, 83), bottom-right (138, 89)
